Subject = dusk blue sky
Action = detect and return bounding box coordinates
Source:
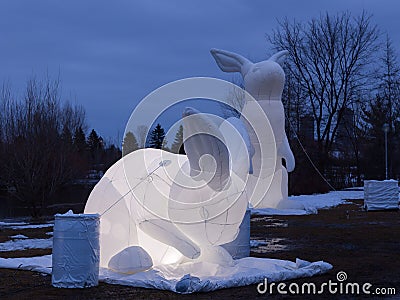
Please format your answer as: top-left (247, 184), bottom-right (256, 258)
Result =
top-left (1, 0), bottom-right (399, 146)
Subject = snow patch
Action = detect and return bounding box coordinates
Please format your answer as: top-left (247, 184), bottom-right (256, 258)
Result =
top-left (251, 190), bottom-right (364, 216)
top-left (0, 220), bottom-right (54, 230)
top-left (0, 238), bottom-right (52, 252)
top-left (250, 240), bottom-right (267, 247)
top-left (9, 223), bottom-right (53, 230)
top-left (251, 238), bottom-right (289, 253)
top-left (10, 234), bottom-right (29, 239)
top-left (0, 221), bottom-right (27, 226)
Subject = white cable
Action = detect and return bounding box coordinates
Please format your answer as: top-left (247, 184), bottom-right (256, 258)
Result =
top-left (285, 113), bottom-right (337, 192)
top-left (100, 160), bottom-right (167, 216)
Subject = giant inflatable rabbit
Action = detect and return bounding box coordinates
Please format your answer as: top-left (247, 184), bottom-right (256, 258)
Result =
top-left (84, 48), bottom-right (299, 275)
top-left (85, 106), bottom-right (255, 273)
top-left (211, 48), bottom-right (299, 209)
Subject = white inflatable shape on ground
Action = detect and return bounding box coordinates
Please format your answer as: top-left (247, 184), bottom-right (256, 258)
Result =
top-left (108, 246), bottom-right (153, 274)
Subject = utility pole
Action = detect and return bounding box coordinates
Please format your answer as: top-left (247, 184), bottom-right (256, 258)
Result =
top-left (383, 123), bottom-right (389, 180)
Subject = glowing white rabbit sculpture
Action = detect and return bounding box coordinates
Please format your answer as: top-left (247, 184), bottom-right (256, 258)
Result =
top-left (84, 49), bottom-right (296, 274)
top-left (84, 108), bottom-right (253, 272)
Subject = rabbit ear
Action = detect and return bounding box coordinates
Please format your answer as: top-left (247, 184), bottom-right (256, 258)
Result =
top-left (210, 48), bottom-right (252, 76)
top-left (268, 50), bottom-right (289, 66)
top-left (182, 107), bottom-right (230, 192)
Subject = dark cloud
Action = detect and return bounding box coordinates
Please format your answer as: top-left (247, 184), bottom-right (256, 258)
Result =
top-left (0, 0), bottom-right (399, 144)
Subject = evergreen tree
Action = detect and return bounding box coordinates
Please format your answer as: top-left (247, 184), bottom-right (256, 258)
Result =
top-left (377, 35), bottom-right (400, 130)
top-left (87, 129), bottom-right (104, 166)
top-left (73, 126), bottom-right (87, 153)
top-left (71, 126), bottom-right (89, 177)
top-left (148, 123), bottom-right (167, 149)
top-left (122, 131), bottom-right (139, 156)
top-left (170, 125), bottom-right (185, 154)
top-left (87, 129), bottom-right (102, 152)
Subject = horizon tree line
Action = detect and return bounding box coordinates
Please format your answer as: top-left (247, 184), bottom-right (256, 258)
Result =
top-left (122, 123), bottom-right (185, 155)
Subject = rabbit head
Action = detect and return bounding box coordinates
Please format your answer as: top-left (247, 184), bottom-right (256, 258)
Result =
top-left (210, 48), bottom-right (288, 101)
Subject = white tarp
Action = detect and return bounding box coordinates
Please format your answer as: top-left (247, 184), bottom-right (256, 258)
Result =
top-left (52, 212), bottom-right (100, 288)
top-left (364, 180), bottom-right (399, 211)
top-left (0, 255), bottom-right (332, 293)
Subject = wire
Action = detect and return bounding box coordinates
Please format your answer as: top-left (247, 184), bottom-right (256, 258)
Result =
top-left (285, 113), bottom-right (337, 192)
top-left (100, 160), bottom-right (168, 216)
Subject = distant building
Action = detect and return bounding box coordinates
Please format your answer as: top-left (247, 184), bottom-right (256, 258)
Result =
top-left (334, 108), bottom-right (355, 156)
top-left (299, 115), bottom-right (314, 143)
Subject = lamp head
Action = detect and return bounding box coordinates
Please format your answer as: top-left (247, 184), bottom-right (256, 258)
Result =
top-left (382, 123), bottom-right (390, 133)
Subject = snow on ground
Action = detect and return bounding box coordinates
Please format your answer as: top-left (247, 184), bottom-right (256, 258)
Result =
top-left (10, 234), bottom-right (29, 239)
top-left (0, 221), bottom-right (27, 226)
top-left (0, 220), bottom-right (54, 230)
top-left (0, 222), bottom-right (53, 251)
top-left (252, 189), bottom-right (364, 216)
top-left (289, 189), bottom-right (364, 208)
top-left (250, 240), bottom-right (267, 247)
top-left (0, 238), bottom-right (52, 252)
top-left (9, 223), bottom-right (54, 230)
top-left (0, 190), bottom-right (361, 293)
top-left (251, 238), bottom-right (289, 253)
top-left (251, 208), bottom-right (312, 216)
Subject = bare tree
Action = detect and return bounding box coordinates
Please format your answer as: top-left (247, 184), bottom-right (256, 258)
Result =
top-left (268, 11), bottom-right (379, 173)
top-left (282, 71), bottom-right (310, 136)
top-left (362, 35), bottom-right (400, 179)
top-left (1, 77), bottom-right (87, 218)
top-left (0, 83), bottom-right (12, 187)
top-left (376, 34), bottom-right (400, 130)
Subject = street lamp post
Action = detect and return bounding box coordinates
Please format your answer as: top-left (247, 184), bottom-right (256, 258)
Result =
top-left (382, 123), bottom-right (389, 180)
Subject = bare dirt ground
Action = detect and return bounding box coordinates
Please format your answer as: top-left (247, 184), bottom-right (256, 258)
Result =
top-left (0, 199), bottom-right (399, 299)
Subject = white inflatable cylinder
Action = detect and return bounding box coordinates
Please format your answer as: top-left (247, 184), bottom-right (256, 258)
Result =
top-left (221, 208), bottom-right (250, 259)
top-left (52, 212), bottom-right (100, 288)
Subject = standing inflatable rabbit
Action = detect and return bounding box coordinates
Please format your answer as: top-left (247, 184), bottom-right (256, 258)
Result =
top-left (211, 49), bottom-right (300, 209)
